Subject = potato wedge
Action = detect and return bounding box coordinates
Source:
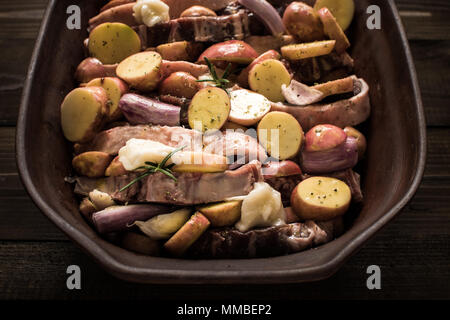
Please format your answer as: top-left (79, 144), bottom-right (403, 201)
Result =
top-left (105, 156), bottom-right (127, 176)
top-left (164, 212), bottom-right (210, 256)
top-left (156, 41), bottom-right (203, 62)
top-left (134, 208), bottom-right (191, 240)
top-left (172, 152), bottom-right (228, 173)
top-left (188, 87), bottom-right (230, 132)
top-left (311, 76), bottom-right (354, 98)
top-left (257, 111), bottom-right (304, 160)
top-left (72, 151), bottom-right (112, 178)
top-left (229, 89), bottom-right (271, 126)
top-left (281, 40), bottom-right (336, 61)
top-left (60, 87), bottom-right (109, 143)
top-left (197, 200), bottom-right (242, 227)
top-left (318, 7), bottom-right (350, 54)
top-left (116, 51), bottom-right (162, 91)
top-left (248, 59), bottom-right (291, 102)
top-left (314, 0), bottom-right (355, 31)
top-left (291, 176), bottom-right (351, 220)
top-left (158, 71), bottom-right (199, 99)
top-left (86, 77), bottom-right (128, 121)
top-left (88, 22), bottom-right (141, 64)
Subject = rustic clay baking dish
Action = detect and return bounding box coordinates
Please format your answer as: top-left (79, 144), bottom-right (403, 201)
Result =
top-left (16, 0), bottom-right (426, 284)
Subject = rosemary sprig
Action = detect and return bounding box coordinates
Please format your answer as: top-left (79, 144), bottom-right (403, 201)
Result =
top-left (119, 145), bottom-right (186, 192)
top-left (196, 57), bottom-right (232, 90)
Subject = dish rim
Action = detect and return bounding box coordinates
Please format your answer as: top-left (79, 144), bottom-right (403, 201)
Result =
top-left (16, 0), bottom-right (427, 284)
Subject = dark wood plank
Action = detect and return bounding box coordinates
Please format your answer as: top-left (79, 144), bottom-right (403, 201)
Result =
top-left (397, 0), bottom-right (450, 40)
top-left (0, 233), bottom-right (448, 300)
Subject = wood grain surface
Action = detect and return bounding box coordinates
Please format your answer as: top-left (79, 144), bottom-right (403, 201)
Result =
top-left (0, 0), bottom-right (448, 300)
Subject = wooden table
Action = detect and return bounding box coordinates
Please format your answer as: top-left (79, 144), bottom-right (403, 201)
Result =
top-left (0, 0), bottom-right (448, 300)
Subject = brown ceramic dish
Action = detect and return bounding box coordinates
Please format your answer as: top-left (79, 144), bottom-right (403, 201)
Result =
top-left (16, 0), bottom-right (426, 284)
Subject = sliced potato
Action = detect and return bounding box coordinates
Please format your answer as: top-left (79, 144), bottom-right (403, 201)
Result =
top-left (314, 0), bottom-right (355, 31)
top-left (257, 111), bottom-right (304, 160)
top-left (172, 152), bottom-right (228, 173)
top-left (197, 200), bottom-right (242, 227)
top-left (248, 59), bottom-right (291, 102)
top-left (188, 87), bottom-right (230, 132)
top-left (311, 76), bottom-right (354, 98)
top-left (134, 208), bottom-right (191, 240)
top-left (72, 151), bottom-right (112, 178)
top-left (86, 77), bottom-right (128, 121)
top-left (164, 212), bottom-right (210, 256)
top-left (156, 41), bottom-right (203, 62)
top-left (281, 40), bottom-right (336, 61)
top-left (88, 22), bottom-right (141, 64)
top-left (229, 89), bottom-right (271, 126)
top-left (291, 176), bottom-right (351, 220)
top-left (61, 87), bottom-right (109, 143)
top-left (318, 7), bottom-right (350, 53)
top-left (116, 51), bottom-right (162, 91)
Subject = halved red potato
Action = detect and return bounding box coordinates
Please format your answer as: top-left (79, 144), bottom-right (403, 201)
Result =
top-left (86, 77), bottom-right (128, 121)
top-left (283, 2), bottom-right (325, 42)
top-left (257, 111), bottom-right (304, 160)
top-left (197, 40), bottom-right (258, 65)
top-left (161, 0), bottom-right (235, 18)
top-left (188, 87), bottom-right (231, 132)
top-left (156, 41), bottom-right (203, 62)
top-left (88, 22), bottom-right (141, 64)
top-left (305, 124), bottom-right (347, 152)
top-left (158, 71), bottom-right (199, 99)
top-left (60, 87), bottom-right (109, 143)
top-left (248, 59), bottom-right (292, 102)
top-left (229, 89), bottom-right (272, 126)
top-left (237, 50), bottom-right (281, 87)
top-left (291, 176), bottom-right (351, 221)
top-left (317, 7), bottom-right (350, 54)
top-left (116, 51), bottom-right (162, 91)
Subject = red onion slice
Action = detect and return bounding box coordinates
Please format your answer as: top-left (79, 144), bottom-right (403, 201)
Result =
top-left (238, 0), bottom-right (286, 36)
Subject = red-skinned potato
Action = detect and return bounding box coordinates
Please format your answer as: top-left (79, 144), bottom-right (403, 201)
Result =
top-left (197, 40), bottom-right (258, 65)
top-left (283, 2), bottom-right (325, 42)
top-left (305, 124), bottom-right (347, 152)
top-left (344, 126), bottom-right (367, 159)
top-left (291, 176), bottom-right (351, 221)
top-left (262, 160), bottom-right (302, 179)
top-left (61, 87), bottom-right (109, 143)
top-left (158, 71), bottom-right (199, 99)
top-left (180, 5), bottom-right (217, 17)
top-left (75, 58), bottom-right (117, 83)
top-left (86, 77), bottom-right (128, 121)
top-left (237, 50), bottom-right (281, 87)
